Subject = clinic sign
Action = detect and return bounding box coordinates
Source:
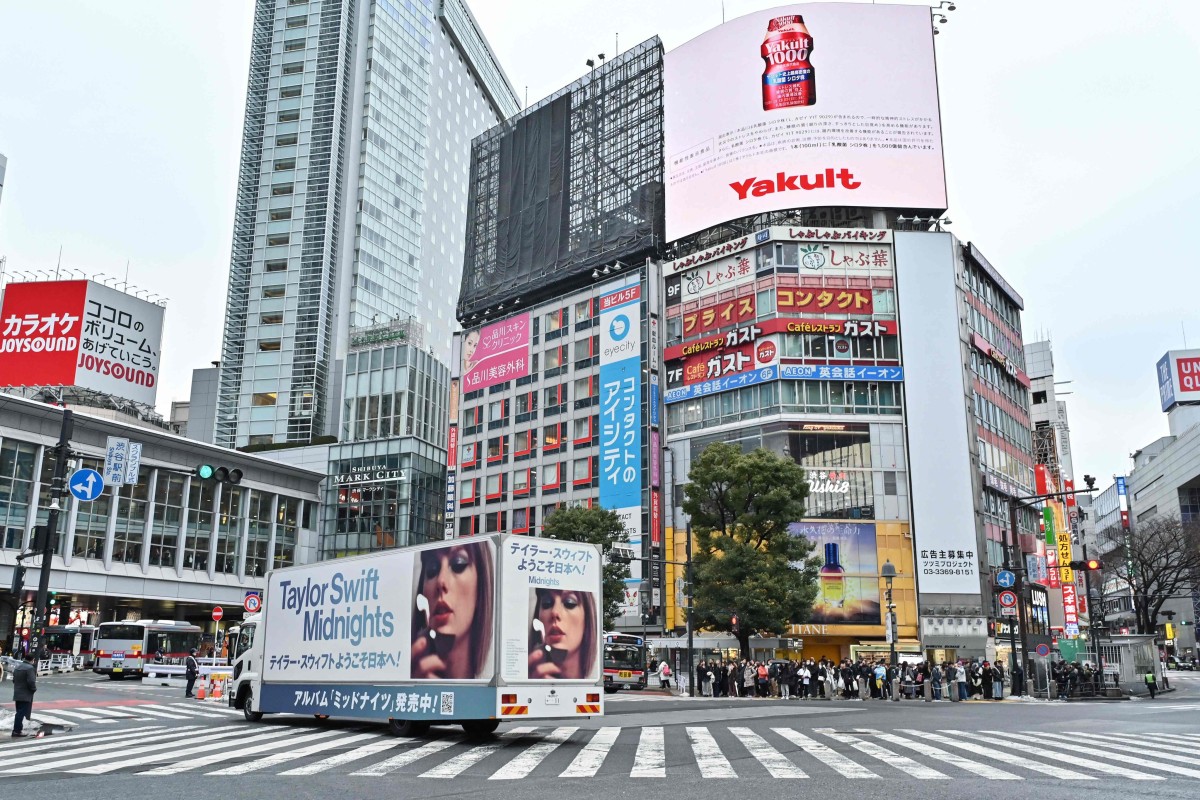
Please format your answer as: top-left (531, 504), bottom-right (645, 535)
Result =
top-left (1157, 349), bottom-right (1200, 411)
top-left (0, 279), bottom-right (165, 406)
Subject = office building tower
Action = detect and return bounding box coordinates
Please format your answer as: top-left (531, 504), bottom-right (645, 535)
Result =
top-left (216, 0), bottom-right (519, 449)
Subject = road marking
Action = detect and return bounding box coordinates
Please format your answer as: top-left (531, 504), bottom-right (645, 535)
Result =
top-left (967, 730), bottom-right (1165, 781)
top-left (854, 729), bottom-right (1020, 780)
top-left (277, 736), bottom-right (404, 776)
top-left (899, 729), bottom-right (1093, 780)
top-left (630, 726), bottom-right (665, 777)
top-left (43, 709), bottom-right (106, 721)
top-left (490, 727), bottom-right (578, 780)
top-left (348, 737), bottom-right (458, 776)
top-left (82, 707), bottom-right (138, 718)
top-left (560, 726), bottom-right (620, 778)
top-left (29, 713), bottom-right (77, 726)
top-left (141, 729), bottom-right (346, 775)
top-left (123, 706), bottom-right (191, 720)
top-left (815, 728), bottom-right (948, 780)
top-left (71, 728), bottom-right (292, 774)
top-left (139, 703), bottom-right (224, 718)
top-left (1017, 731), bottom-right (1200, 780)
top-left (729, 727), bottom-right (807, 778)
top-left (0, 726), bottom-right (202, 770)
top-left (772, 727), bottom-right (879, 779)
top-left (0, 725), bottom-right (164, 753)
top-left (213, 731), bottom-right (381, 775)
top-left (419, 727), bottom-right (537, 779)
top-left (687, 727), bottom-right (737, 778)
top-left (1095, 732), bottom-right (1200, 755)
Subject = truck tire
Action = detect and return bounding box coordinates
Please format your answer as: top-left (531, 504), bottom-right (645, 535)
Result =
top-left (387, 719), bottom-right (430, 737)
top-left (603, 686), bottom-right (617, 694)
top-left (242, 689), bottom-right (264, 722)
top-left (462, 719), bottom-right (500, 737)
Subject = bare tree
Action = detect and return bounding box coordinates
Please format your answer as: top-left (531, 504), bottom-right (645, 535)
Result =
top-left (1099, 516), bottom-right (1200, 635)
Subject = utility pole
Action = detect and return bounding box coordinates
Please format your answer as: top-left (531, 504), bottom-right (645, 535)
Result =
top-left (685, 521), bottom-right (695, 698)
top-left (28, 408), bottom-right (73, 659)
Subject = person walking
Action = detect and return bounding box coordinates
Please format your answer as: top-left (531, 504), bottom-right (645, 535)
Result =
top-left (656, 659), bottom-right (672, 690)
top-left (185, 648), bottom-right (200, 698)
top-left (1145, 670), bottom-right (1158, 699)
top-left (10, 651), bottom-right (37, 738)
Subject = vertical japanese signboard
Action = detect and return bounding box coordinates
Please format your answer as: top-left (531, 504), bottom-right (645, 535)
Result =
top-left (1043, 508), bottom-right (1060, 590)
top-left (0, 280), bottom-right (165, 405)
top-left (599, 281), bottom-right (643, 617)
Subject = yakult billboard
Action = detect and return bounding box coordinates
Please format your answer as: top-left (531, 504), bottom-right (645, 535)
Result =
top-left (0, 280), bottom-right (165, 406)
top-left (664, 3), bottom-right (946, 241)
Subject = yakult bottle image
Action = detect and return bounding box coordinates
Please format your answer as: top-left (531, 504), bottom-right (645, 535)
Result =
top-left (762, 15), bottom-right (815, 110)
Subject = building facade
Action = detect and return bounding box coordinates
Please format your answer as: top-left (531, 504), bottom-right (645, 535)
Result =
top-left (0, 394), bottom-right (322, 644)
top-left (215, 0), bottom-right (519, 449)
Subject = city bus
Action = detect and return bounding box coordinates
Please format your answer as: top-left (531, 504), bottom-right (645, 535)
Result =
top-left (603, 632), bottom-right (647, 693)
top-left (43, 625), bottom-right (98, 668)
top-left (93, 620), bottom-right (203, 679)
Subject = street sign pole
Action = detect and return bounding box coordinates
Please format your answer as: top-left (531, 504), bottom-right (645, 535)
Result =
top-left (30, 409), bottom-right (73, 659)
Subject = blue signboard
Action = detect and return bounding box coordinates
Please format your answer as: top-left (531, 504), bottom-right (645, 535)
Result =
top-left (261, 682), bottom-right (496, 720)
top-left (599, 284), bottom-right (643, 511)
top-left (664, 365), bottom-right (779, 404)
top-left (649, 373), bottom-right (660, 428)
top-left (995, 570), bottom-right (1016, 589)
top-left (1157, 353), bottom-right (1176, 412)
top-left (779, 364), bottom-right (904, 382)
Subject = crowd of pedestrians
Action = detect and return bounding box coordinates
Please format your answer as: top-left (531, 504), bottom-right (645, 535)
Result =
top-left (666, 656), bottom-right (1026, 700)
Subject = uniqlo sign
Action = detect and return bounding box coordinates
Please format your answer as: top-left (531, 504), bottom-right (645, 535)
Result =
top-left (0, 280), bottom-right (165, 406)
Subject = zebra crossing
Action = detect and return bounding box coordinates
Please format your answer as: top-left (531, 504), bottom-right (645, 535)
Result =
top-left (26, 701), bottom-right (242, 728)
top-left (2, 723), bottom-right (1198, 780)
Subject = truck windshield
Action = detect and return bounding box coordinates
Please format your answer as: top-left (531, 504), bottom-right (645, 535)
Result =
top-left (604, 644), bottom-right (642, 671)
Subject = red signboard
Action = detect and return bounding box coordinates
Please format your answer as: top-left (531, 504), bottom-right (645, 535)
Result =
top-left (681, 335), bottom-right (779, 385)
top-left (1064, 478), bottom-right (1076, 508)
top-left (0, 280), bottom-right (89, 387)
top-left (666, 316), bottom-right (897, 361)
top-left (1034, 464), bottom-right (1050, 495)
top-left (776, 287), bottom-right (873, 315)
top-left (681, 296), bottom-right (756, 339)
top-left (446, 425), bottom-right (459, 469)
top-left (650, 489), bottom-right (662, 548)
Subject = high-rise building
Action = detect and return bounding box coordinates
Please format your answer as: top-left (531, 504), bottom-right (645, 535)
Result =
top-left (0, 152), bottom-right (7, 210)
top-left (215, 0), bottom-right (519, 450)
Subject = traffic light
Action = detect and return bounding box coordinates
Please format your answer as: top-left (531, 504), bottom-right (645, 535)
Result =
top-left (9, 564), bottom-right (25, 595)
top-left (731, 614), bottom-right (740, 635)
top-left (195, 464), bottom-right (243, 485)
top-left (1068, 559), bottom-right (1102, 571)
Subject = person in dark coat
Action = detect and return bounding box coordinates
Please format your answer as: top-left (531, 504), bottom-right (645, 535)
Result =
top-left (1011, 661), bottom-right (1025, 697)
top-left (10, 651), bottom-right (37, 737)
top-left (185, 648), bottom-right (200, 698)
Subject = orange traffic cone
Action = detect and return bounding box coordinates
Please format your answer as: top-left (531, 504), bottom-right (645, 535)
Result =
top-left (196, 682), bottom-right (207, 700)
top-left (212, 679), bottom-right (222, 700)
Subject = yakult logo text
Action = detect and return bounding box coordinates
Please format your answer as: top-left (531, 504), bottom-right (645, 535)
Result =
top-left (730, 169), bottom-right (861, 200)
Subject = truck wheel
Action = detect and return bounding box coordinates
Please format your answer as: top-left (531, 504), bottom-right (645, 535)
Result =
top-left (603, 686), bottom-right (617, 694)
top-left (462, 719), bottom-right (500, 737)
top-left (243, 689), bottom-right (264, 722)
top-left (387, 719), bottom-right (430, 737)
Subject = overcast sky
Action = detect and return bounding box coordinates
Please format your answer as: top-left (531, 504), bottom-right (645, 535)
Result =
top-left (0, 0), bottom-right (1197, 484)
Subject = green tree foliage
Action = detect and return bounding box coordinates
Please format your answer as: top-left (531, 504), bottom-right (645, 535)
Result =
top-left (542, 506), bottom-right (633, 627)
top-left (681, 442), bottom-right (819, 657)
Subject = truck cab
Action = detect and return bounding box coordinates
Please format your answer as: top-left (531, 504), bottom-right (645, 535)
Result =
top-left (228, 614), bottom-right (264, 720)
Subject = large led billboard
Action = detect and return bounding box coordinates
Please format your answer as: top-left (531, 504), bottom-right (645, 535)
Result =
top-left (664, 3), bottom-right (946, 241)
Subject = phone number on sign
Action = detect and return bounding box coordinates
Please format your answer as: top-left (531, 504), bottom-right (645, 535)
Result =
top-left (921, 560), bottom-right (975, 576)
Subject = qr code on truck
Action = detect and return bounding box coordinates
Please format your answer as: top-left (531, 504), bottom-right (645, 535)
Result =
top-left (439, 692), bottom-right (454, 715)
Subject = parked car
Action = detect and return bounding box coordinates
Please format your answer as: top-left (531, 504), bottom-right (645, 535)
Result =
top-left (1165, 656), bottom-right (1195, 671)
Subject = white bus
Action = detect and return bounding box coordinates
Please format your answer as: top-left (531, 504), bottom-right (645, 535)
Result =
top-left (93, 620), bottom-right (203, 679)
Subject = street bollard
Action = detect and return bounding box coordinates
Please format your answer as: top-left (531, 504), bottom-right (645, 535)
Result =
top-left (951, 681), bottom-right (961, 701)
top-left (924, 680), bottom-right (933, 702)
top-left (891, 677), bottom-right (900, 702)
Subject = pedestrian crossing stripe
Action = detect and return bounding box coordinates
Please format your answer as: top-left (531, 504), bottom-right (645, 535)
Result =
top-left (3, 725), bottom-right (1200, 780)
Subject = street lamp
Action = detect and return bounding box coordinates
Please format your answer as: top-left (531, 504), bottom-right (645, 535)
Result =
top-left (881, 559), bottom-right (897, 667)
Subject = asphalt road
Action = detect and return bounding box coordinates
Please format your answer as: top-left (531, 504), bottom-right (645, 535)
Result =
top-left (2, 669), bottom-right (1197, 799)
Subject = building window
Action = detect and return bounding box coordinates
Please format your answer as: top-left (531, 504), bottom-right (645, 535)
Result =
top-left (512, 507), bottom-right (532, 534)
top-left (461, 477), bottom-right (478, 504)
top-left (515, 391), bottom-right (538, 423)
top-left (269, 207), bottom-right (292, 221)
top-left (149, 471), bottom-right (186, 567)
top-left (486, 473), bottom-right (504, 500)
top-left (271, 183), bottom-right (294, 197)
top-left (252, 392), bottom-right (278, 406)
top-left (514, 429), bottom-right (536, 458)
top-left (458, 515), bottom-right (478, 537)
top-left (545, 308), bottom-right (564, 334)
top-left (543, 423), bottom-right (563, 451)
top-left (883, 471), bottom-right (898, 496)
top-left (281, 61), bottom-right (304, 76)
top-left (284, 37), bottom-right (306, 52)
top-left (461, 441), bottom-right (478, 468)
top-left (244, 490), bottom-right (273, 578)
top-left (575, 298), bottom-right (594, 322)
top-left (542, 462), bottom-right (562, 493)
top-left (274, 134), bottom-right (298, 148)
top-left (513, 468), bottom-right (531, 495)
top-left (264, 259), bottom-right (288, 272)
top-left (274, 498), bottom-right (300, 569)
top-left (273, 157), bottom-right (296, 170)
top-left (285, 15), bottom-right (307, 28)
top-left (485, 511), bottom-right (507, 534)
top-left (573, 457), bottom-right (593, 485)
top-left (278, 108), bottom-right (300, 122)
top-left (1032, 390), bottom-right (1047, 404)
top-left (544, 384), bottom-right (565, 411)
top-left (248, 434), bottom-right (274, 446)
top-left (280, 85), bottom-right (302, 99)
top-left (259, 312), bottom-right (283, 325)
top-left (573, 415), bottom-right (595, 445)
top-left (574, 375), bottom-right (596, 408)
top-left (267, 233), bottom-right (290, 247)
top-left (183, 479), bottom-right (214, 571)
top-left (258, 339), bottom-right (282, 352)
top-left (487, 436), bottom-right (507, 463)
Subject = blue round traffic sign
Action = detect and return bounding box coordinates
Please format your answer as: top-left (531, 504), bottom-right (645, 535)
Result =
top-left (68, 468), bottom-right (104, 502)
top-left (1036, 643), bottom-right (1051, 657)
top-left (996, 570), bottom-right (1016, 588)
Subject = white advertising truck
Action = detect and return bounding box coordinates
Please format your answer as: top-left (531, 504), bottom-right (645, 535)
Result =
top-left (228, 534), bottom-right (604, 736)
